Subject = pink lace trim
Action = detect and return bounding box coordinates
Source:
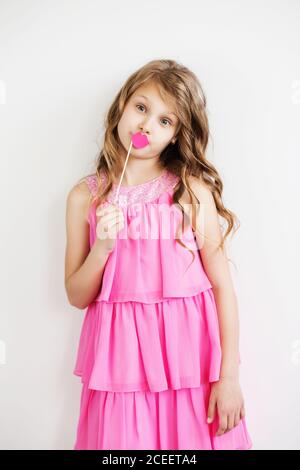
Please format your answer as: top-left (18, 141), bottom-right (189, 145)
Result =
top-left (85, 174), bottom-right (99, 197)
top-left (85, 170), bottom-right (180, 206)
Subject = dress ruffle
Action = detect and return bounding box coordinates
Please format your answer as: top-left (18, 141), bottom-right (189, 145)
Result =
top-left (74, 382), bottom-right (253, 450)
top-left (73, 288), bottom-right (240, 392)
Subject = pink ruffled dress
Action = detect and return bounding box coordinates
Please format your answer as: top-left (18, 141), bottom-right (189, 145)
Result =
top-left (73, 168), bottom-right (253, 450)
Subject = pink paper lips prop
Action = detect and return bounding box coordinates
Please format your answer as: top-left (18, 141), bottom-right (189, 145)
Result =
top-left (113, 132), bottom-right (150, 204)
top-left (131, 132), bottom-right (149, 149)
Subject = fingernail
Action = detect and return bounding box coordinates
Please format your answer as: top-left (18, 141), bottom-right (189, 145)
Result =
top-left (207, 417), bottom-right (212, 423)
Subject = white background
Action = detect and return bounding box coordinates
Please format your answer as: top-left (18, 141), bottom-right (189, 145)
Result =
top-left (0, 0), bottom-right (299, 450)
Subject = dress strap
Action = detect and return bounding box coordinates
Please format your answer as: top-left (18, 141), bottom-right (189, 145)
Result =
top-left (85, 174), bottom-right (99, 197)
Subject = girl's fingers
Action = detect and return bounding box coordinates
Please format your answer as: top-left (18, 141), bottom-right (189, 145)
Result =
top-left (104, 221), bottom-right (124, 236)
top-left (227, 412), bottom-right (235, 431)
top-left (107, 216), bottom-right (124, 227)
top-left (216, 413), bottom-right (228, 436)
top-left (99, 211), bottom-right (123, 223)
top-left (234, 410), bottom-right (241, 427)
top-left (207, 395), bottom-right (216, 424)
top-left (96, 204), bottom-right (121, 217)
top-left (99, 216), bottom-right (124, 234)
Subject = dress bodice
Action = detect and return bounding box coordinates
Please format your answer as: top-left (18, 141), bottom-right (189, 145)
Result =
top-left (85, 169), bottom-right (213, 303)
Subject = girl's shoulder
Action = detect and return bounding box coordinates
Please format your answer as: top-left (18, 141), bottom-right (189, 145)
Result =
top-left (66, 173), bottom-right (103, 224)
top-left (77, 172), bottom-right (101, 196)
top-left (73, 172), bottom-right (106, 200)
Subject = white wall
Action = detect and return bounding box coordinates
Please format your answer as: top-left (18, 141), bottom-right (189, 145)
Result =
top-left (0, 0), bottom-right (299, 450)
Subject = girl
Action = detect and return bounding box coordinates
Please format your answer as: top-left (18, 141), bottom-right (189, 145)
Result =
top-left (65, 59), bottom-right (253, 450)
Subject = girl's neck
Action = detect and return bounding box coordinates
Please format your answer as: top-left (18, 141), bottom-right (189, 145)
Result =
top-left (116, 163), bottom-right (165, 188)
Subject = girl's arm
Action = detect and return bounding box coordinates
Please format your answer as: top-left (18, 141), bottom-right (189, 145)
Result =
top-left (186, 176), bottom-right (240, 380)
top-left (64, 182), bottom-right (111, 309)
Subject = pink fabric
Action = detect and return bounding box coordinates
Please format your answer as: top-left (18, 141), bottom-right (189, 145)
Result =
top-left (73, 170), bottom-right (253, 450)
top-left (88, 171), bottom-right (213, 302)
top-left (74, 384), bottom-right (252, 450)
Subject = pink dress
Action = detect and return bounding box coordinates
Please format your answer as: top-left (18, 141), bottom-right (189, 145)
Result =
top-left (73, 168), bottom-right (253, 450)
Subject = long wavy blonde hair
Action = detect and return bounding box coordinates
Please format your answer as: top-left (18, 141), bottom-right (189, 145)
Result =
top-left (80, 59), bottom-right (240, 268)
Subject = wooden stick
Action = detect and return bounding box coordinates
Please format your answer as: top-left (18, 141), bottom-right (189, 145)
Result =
top-left (113, 139), bottom-right (133, 205)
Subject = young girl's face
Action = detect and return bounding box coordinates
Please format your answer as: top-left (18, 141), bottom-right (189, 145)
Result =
top-left (117, 81), bottom-right (179, 161)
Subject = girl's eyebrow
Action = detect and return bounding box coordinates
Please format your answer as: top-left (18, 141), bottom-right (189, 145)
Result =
top-left (135, 94), bottom-right (178, 118)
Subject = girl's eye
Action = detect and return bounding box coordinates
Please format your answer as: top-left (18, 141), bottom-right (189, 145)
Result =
top-left (136, 104), bottom-right (145, 113)
top-left (136, 104), bottom-right (172, 126)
